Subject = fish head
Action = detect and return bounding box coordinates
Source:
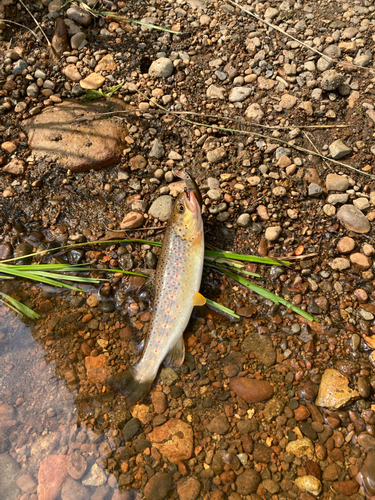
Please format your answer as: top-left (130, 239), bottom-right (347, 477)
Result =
top-left (174, 169), bottom-right (203, 208)
top-left (171, 189), bottom-right (203, 241)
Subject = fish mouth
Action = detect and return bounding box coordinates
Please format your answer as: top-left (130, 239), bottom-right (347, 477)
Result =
top-left (185, 189), bottom-right (198, 213)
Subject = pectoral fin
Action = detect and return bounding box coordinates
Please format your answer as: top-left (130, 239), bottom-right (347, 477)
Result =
top-left (192, 291), bottom-right (206, 307)
top-left (192, 231), bottom-right (202, 247)
top-left (163, 337), bottom-right (185, 368)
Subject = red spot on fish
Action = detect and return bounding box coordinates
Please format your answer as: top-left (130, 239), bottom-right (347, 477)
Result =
top-left (176, 263), bottom-right (179, 266)
top-left (158, 340), bottom-right (161, 343)
top-left (170, 295), bottom-right (174, 299)
top-left (155, 349), bottom-right (158, 353)
top-left (182, 290), bottom-right (185, 293)
top-left (178, 253), bottom-right (180, 256)
top-left (167, 310), bottom-right (170, 314)
top-left (176, 305), bottom-right (179, 309)
top-left (164, 324), bottom-right (167, 328)
top-left (183, 269), bottom-right (185, 273)
top-left (164, 300), bottom-right (167, 303)
top-left (174, 317), bottom-right (177, 320)
top-left (172, 280), bottom-right (176, 284)
top-left (188, 253), bottom-right (190, 256)
top-left (184, 259), bottom-right (186, 262)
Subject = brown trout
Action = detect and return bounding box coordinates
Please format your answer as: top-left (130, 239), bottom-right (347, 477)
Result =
top-left (110, 173), bottom-right (205, 407)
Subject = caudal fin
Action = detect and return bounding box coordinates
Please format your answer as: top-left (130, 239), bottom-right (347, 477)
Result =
top-left (108, 368), bottom-right (153, 409)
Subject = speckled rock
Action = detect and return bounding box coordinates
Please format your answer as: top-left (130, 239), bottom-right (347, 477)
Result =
top-left (286, 438), bottom-right (314, 457)
top-left (315, 368), bottom-right (360, 410)
top-left (325, 173), bottom-right (349, 191)
top-left (207, 414), bottom-right (230, 435)
top-left (148, 419), bottom-right (193, 462)
top-left (236, 469), bottom-right (261, 495)
top-left (295, 475), bottom-right (322, 496)
top-left (148, 58), bottom-right (173, 78)
top-left (144, 472), bottom-right (173, 500)
top-left (148, 195), bottom-right (174, 221)
top-left (337, 205), bottom-right (371, 233)
top-left (37, 455), bottom-right (69, 500)
top-left (177, 477), bottom-right (201, 500)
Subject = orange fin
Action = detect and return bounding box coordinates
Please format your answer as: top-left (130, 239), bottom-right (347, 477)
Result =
top-left (192, 231), bottom-right (202, 247)
top-left (192, 291), bottom-right (206, 307)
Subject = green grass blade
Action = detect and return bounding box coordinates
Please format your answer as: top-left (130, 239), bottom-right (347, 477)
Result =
top-left (210, 264), bottom-right (316, 322)
top-left (204, 256), bottom-right (260, 277)
top-left (205, 298), bottom-right (240, 320)
top-left (0, 267), bottom-right (85, 291)
top-left (0, 293), bottom-right (40, 319)
top-left (205, 249), bottom-right (290, 266)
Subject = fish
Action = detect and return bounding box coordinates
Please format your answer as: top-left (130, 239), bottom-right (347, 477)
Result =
top-left (110, 172), bottom-right (205, 407)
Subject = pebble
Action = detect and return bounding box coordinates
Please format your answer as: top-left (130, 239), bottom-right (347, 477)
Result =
top-left (12, 59), bottom-right (28, 76)
top-left (285, 438), bottom-right (314, 457)
top-left (148, 195), bottom-right (173, 221)
top-left (229, 87), bottom-right (251, 102)
top-left (265, 226), bottom-right (282, 241)
top-left (206, 85), bottom-right (225, 100)
top-left (325, 173), bottom-right (349, 191)
top-left (82, 463), bottom-right (107, 486)
top-left (61, 477), bottom-right (90, 500)
top-left (71, 32), bottom-right (87, 50)
top-left (177, 478), bottom-right (201, 500)
top-left (144, 472), bottom-right (172, 500)
top-left (280, 94), bottom-right (297, 109)
top-left (327, 193), bottom-right (348, 205)
top-left (337, 205), bottom-right (371, 233)
top-left (64, 64), bottom-right (82, 82)
top-left (309, 183), bottom-right (323, 197)
top-left (207, 414), bottom-right (230, 435)
top-left (295, 475), bottom-right (322, 496)
top-left (1, 141), bottom-right (17, 154)
top-left (235, 469), bottom-right (261, 495)
top-left (37, 455), bottom-right (69, 500)
top-left (120, 212), bottom-right (144, 229)
top-left (3, 158), bottom-right (26, 176)
top-left (149, 138), bottom-right (165, 159)
top-left (245, 103), bottom-right (264, 121)
top-left (350, 252), bottom-right (371, 270)
top-left (79, 73), bottom-right (105, 90)
top-left (315, 368), bottom-right (360, 410)
top-left (230, 377), bottom-right (273, 403)
top-left (337, 236), bottom-right (355, 254)
top-left (237, 213), bottom-right (250, 227)
top-left (149, 419), bottom-right (193, 461)
top-left (148, 58), bottom-right (173, 78)
top-left (321, 70), bottom-right (344, 91)
top-left (67, 6), bottom-right (92, 26)
top-left (207, 147), bottom-right (226, 163)
top-left (362, 449), bottom-right (375, 496)
top-left (353, 197), bottom-right (370, 210)
top-left (329, 140), bottom-right (352, 159)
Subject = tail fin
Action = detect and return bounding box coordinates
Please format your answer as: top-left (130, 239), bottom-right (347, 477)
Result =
top-left (108, 368), bottom-right (153, 409)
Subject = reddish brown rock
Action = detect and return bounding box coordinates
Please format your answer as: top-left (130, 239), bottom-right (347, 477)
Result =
top-left (37, 455), bottom-right (69, 500)
top-left (129, 154), bottom-right (147, 170)
top-left (177, 477), bottom-right (201, 500)
top-left (95, 54), bottom-right (116, 72)
top-left (333, 480), bottom-right (359, 495)
top-left (230, 377), bottom-right (274, 403)
top-left (151, 391), bottom-right (168, 414)
top-left (3, 158), bottom-right (26, 176)
top-left (52, 18), bottom-right (70, 57)
top-left (336, 236), bottom-right (355, 254)
top-left (148, 419), bottom-right (193, 463)
top-left (120, 212), bottom-right (144, 229)
top-left (23, 99), bottom-right (129, 172)
top-left (67, 452), bottom-right (87, 480)
top-left (294, 405), bottom-right (311, 421)
top-left (85, 354), bottom-right (110, 382)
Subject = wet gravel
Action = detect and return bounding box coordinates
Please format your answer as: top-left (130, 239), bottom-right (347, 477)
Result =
top-left (1, 0), bottom-right (375, 499)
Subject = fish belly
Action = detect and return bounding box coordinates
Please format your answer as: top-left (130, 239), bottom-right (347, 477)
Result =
top-left (135, 231), bottom-right (204, 383)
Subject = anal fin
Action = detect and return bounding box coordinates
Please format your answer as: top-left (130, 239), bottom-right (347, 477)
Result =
top-left (163, 336), bottom-right (185, 368)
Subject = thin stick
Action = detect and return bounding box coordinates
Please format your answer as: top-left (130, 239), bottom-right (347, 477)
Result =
top-left (3, 19), bottom-right (42, 41)
top-left (228, 0), bottom-right (375, 76)
top-left (303, 131), bottom-right (332, 171)
top-left (130, 84), bottom-right (375, 179)
top-left (69, 108), bottom-right (348, 130)
top-left (18, 0), bottom-right (53, 49)
top-left (228, 0), bottom-right (333, 63)
top-left (280, 253), bottom-right (319, 260)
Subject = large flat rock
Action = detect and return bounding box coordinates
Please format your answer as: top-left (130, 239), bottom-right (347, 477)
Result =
top-left (23, 99), bottom-right (129, 172)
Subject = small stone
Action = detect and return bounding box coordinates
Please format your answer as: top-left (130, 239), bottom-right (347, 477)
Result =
top-left (3, 158), bottom-right (26, 176)
top-left (82, 463), bottom-right (107, 486)
top-left (337, 237), bottom-right (355, 254)
top-left (3, 186), bottom-right (15, 198)
top-left (16, 474), bottom-right (37, 494)
top-left (1, 141), bottom-right (17, 154)
top-left (327, 193), bottom-right (348, 205)
top-left (95, 54), bottom-right (116, 72)
top-left (358, 433), bottom-right (375, 450)
top-left (120, 212), bottom-right (144, 229)
top-left (207, 147), bottom-right (226, 163)
top-left (280, 94), bottom-right (297, 109)
top-left (67, 452), bottom-right (87, 480)
top-left (79, 73), bottom-right (105, 90)
top-left (12, 59), bottom-right (28, 76)
top-left (64, 64), bottom-right (82, 82)
top-left (354, 54), bottom-right (372, 67)
top-left (333, 480), bottom-right (359, 496)
top-left (245, 103), bottom-right (264, 121)
top-left (149, 138), bottom-right (165, 159)
top-left (229, 87), bottom-right (251, 102)
top-left (149, 195), bottom-right (173, 221)
top-left (206, 84), bottom-right (225, 100)
top-left (265, 226), bottom-right (282, 241)
top-left (237, 214), bottom-right (251, 227)
top-left (350, 253), bottom-right (371, 270)
top-left (149, 419), bottom-right (193, 462)
top-left (295, 476), bottom-right (322, 496)
top-left (264, 7), bottom-right (279, 19)
top-left (122, 418), bottom-right (141, 441)
top-left (286, 438), bottom-right (314, 457)
top-left (321, 70), bottom-right (344, 91)
top-left (337, 205), bottom-right (371, 233)
top-left (329, 140), bottom-right (352, 160)
top-left (149, 58), bottom-right (174, 78)
top-left (272, 186), bottom-right (286, 196)
top-left (315, 368), bottom-right (359, 410)
top-left (230, 377), bottom-right (273, 403)
top-left (52, 18), bottom-right (70, 56)
top-left (362, 449), bottom-right (375, 496)
top-left (144, 472), bottom-right (172, 500)
top-left (323, 204), bottom-right (336, 216)
top-left (61, 477), bottom-right (90, 500)
top-left (236, 470), bottom-right (261, 495)
top-left (85, 354), bottom-right (109, 382)
top-left (258, 77), bottom-right (275, 90)
top-left (37, 455), bottom-right (69, 500)
top-left (207, 415), bottom-right (230, 435)
top-left (67, 6), bottom-right (92, 26)
top-left (70, 32), bottom-right (87, 50)
top-left (308, 183), bottom-right (323, 197)
top-left (353, 197), bottom-right (370, 210)
top-left (326, 173), bottom-right (349, 190)
top-left (177, 477), bottom-right (201, 500)
top-left (27, 83), bottom-right (39, 98)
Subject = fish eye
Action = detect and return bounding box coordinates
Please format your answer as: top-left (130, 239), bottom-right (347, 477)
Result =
top-left (178, 204), bottom-right (184, 212)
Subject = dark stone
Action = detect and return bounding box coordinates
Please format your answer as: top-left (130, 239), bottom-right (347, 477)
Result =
top-left (122, 418), bottom-right (141, 441)
top-left (299, 422), bottom-right (318, 441)
top-left (0, 243), bottom-right (13, 261)
top-left (242, 331), bottom-right (276, 367)
top-left (236, 469), bottom-right (261, 495)
top-left (207, 415), bottom-right (230, 435)
top-left (253, 443), bottom-right (272, 463)
top-left (362, 449), bottom-right (375, 496)
top-left (144, 472), bottom-right (172, 500)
